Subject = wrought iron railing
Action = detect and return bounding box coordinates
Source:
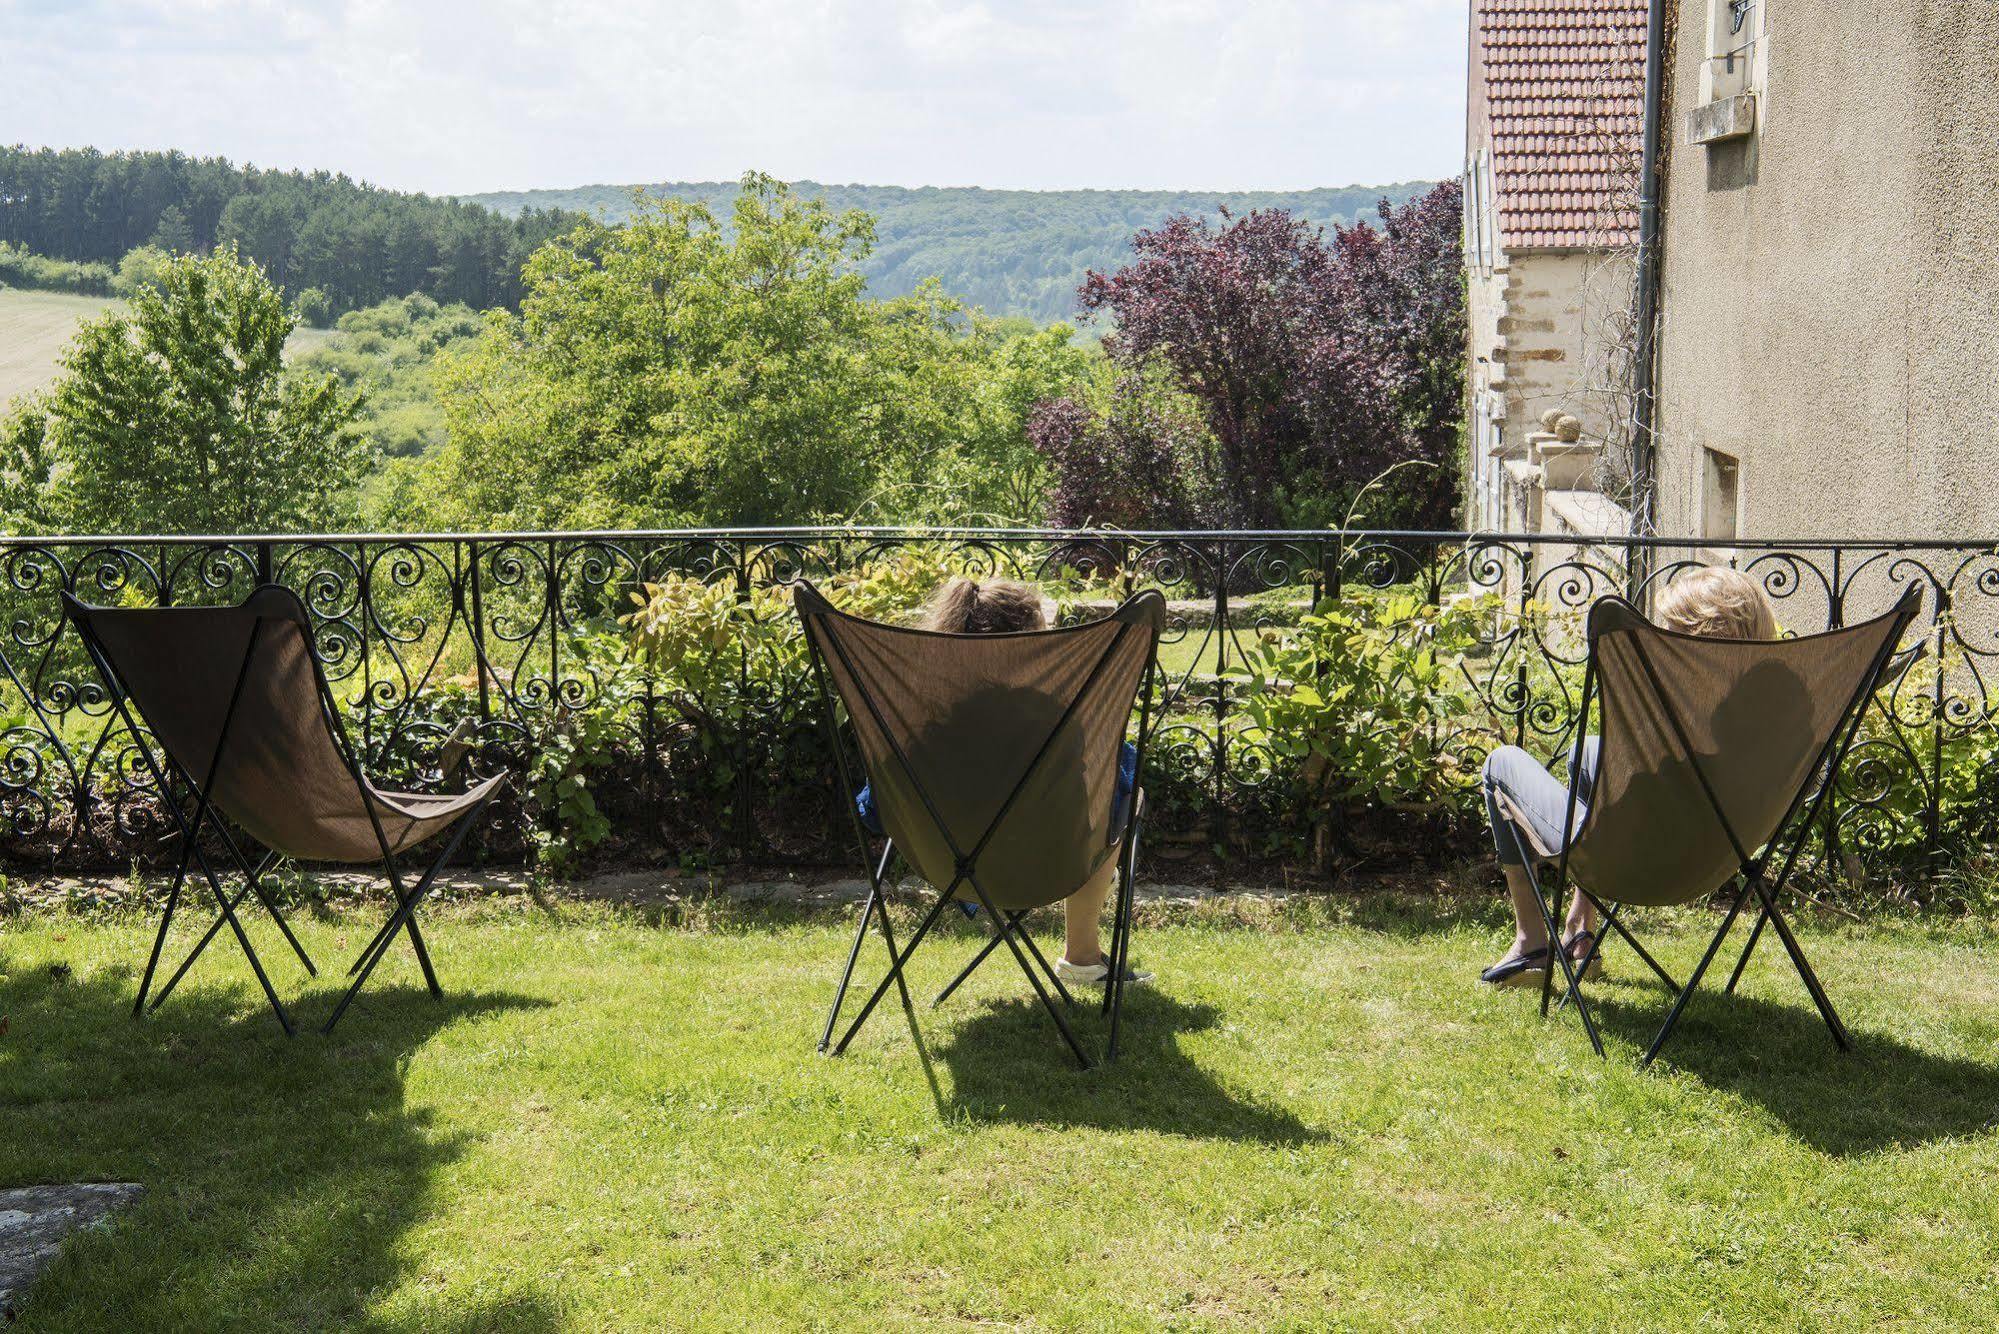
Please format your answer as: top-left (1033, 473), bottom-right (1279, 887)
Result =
top-left (1, 528), bottom-right (1992, 879)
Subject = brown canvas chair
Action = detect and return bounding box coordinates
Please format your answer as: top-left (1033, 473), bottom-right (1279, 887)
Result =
top-left (1511, 587), bottom-right (1921, 1063)
top-left (794, 580), bottom-right (1164, 1068)
top-left (64, 585), bottom-right (507, 1035)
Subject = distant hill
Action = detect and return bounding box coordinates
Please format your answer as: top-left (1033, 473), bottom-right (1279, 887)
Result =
top-left (465, 180), bottom-right (1437, 324)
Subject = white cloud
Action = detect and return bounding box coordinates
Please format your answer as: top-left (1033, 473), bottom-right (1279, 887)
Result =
top-left (0, 0), bottom-right (1466, 193)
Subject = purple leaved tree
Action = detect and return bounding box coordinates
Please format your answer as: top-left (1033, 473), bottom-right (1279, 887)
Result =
top-left (1033, 180), bottom-right (1465, 531)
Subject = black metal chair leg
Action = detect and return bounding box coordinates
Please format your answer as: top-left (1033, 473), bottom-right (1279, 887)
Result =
top-left (153, 865), bottom-right (317, 1010)
top-left (1642, 882), bottom-right (1753, 1066)
top-left (1011, 918), bottom-right (1074, 1008)
top-left (1536, 868), bottom-right (1563, 1020)
top-left (1751, 882), bottom-right (1850, 1050)
top-left (832, 891), bottom-right (955, 1056)
top-left (961, 877), bottom-right (1092, 1070)
top-left (1556, 901), bottom-right (1680, 1012)
top-left (404, 915), bottom-right (443, 999)
top-left (823, 841), bottom-right (898, 1045)
top-left (340, 866), bottom-right (439, 1001)
top-left (190, 846), bottom-right (294, 1036)
top-left (324, 802), bottom-right (489, 1033)
top-left (1101, 867), bottom-right (1130, 1018)
top-left (937, 908), bottom-right (1070, 1010)
top-left (211, 839), bottom-right (314, 976)
top-left (822, 886), bottom-right (881, 1050)
top-left (346, 864), bottom-right (435, 981)
top-left (1532, 870), bottom-right (1603, 1054)
top-left (869, 887), bottom-right (916, 1015)
top-left (1596, 901), bottom-right (1680, 991)
top-left (935, 910), bottom-right (1023, 1008)
top-left (1106, 853), bottom-right (1139, 1062)
top-left (148, 880), bottom-right (258, 1012)
top-left (323, 873), bottom-right (442, 1033)
top-left (348, 909), bottom-right (399, 977)
top-left (1724, 907), bottom-right (1769, 995)
top-left (380, 865), bottom-right (443, 1000)
top-left (1547, 928), bottom-right (1604, 1057)
top-left (240, 869), bottom-right (316, 977)
top-left (134, 855), bottom-right (190, 1016)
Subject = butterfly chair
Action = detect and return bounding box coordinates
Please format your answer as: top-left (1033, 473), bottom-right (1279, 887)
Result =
top-left (64, 585), bottom-right (508, 1036)
top-left (795, 580), bottom-right (1164, 1069)
top-left (1718, 638), bottom-right (1925, 997)
top-left (1506, 587), bottom-right (1920, 1064)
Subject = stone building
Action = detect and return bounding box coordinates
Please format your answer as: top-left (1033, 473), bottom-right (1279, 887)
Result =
top-left (1468, 1), bottom-right (1999, 549)
top-left (1463, 0), bottom-right (1646, 539)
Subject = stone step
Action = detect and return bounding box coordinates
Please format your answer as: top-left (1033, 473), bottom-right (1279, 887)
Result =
top-left (0, 1183), bottom-right (145, 1318)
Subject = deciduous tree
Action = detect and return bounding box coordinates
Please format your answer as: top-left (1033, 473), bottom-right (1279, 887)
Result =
top-left (0, 245), bottom-right (369, 534)
top-left (1035, 181), bottom-right (1466, 530)
top-left (406, 176), bottom-right (1090, 530)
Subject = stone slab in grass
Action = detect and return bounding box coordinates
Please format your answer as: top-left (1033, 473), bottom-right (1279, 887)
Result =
top-left (0, 1183), bottom-right (143, 1318)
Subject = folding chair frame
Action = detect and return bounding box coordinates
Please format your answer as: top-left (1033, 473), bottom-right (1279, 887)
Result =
top-left (67, 590), bottom-right (503, 1036)
top-left (1720, 642), bottom-right (1924, 997)
top-left (804, 602), bottom-right (1158, 1069)
top-left (1529, 597), bottom-right (1913, 1065)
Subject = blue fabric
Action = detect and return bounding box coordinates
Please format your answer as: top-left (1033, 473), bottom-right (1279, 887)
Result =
top-left (858, 738), bottom-right (1138, 920)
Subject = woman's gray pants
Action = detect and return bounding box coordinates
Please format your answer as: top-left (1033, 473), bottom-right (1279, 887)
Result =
top-left (1481, 740), bottom-right (1600, 867)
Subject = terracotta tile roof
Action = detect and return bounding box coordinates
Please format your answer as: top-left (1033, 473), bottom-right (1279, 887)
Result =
top-left (1474, 0), bottom-right (1647, 249)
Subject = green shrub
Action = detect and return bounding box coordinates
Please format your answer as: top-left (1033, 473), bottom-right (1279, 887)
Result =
top-left (1240, 585), bottom-right (1506, 868)
top-left (0, 243), bottom-right (115, 296)
top-left (112, 245), bottom-right (171, 296)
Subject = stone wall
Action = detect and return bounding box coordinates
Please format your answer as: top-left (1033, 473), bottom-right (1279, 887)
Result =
top-left (1466, 248), bottom-right (1632, 531)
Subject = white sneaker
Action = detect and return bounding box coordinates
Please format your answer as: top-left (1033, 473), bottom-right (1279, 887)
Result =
top-left (1055, 955), bottom-right (1154, 987)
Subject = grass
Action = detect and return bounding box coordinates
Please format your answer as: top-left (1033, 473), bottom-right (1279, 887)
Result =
top-left (0, 286), bottom-right (334, 411)
top-left (0, 289), bottom-right (118, 409)
top-left (5, 889), bottom-right (1999, 1329)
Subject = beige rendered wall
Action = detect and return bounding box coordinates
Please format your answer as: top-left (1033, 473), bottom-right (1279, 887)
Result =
top-left (1653, 1), bottom-right (1999, 542)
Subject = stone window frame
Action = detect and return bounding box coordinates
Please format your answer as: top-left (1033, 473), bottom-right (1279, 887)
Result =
top-left (1701, 0), bottom-right (1765, 106)
top-left (1463, 146), bottom-right (1500, 278)
top-left (1701, 446), bottom-right (1744, 547)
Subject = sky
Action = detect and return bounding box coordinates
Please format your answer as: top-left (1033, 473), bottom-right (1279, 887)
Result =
top-left (2, 0), bottom-right (1467, 196)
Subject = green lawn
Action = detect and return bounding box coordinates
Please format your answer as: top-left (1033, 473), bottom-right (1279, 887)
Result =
top-left (5, 891), bottom-right (1999, 1329)
top-left (0, 289), bottom-right (119, 410)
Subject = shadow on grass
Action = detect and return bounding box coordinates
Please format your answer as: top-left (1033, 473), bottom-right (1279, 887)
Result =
top-left (1584, 983), bottom-right (1999, 1157)
top-left (0, 961), bottom-right (554, 1329)
top-left (921, 984), bottom-right (1321, 1146)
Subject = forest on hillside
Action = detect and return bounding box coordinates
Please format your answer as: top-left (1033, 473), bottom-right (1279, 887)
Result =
top-left (0, 146), bottom-right (1432, 325)
top-left (0, 145), bottom-right (585, 316)
top-left (468, 180), bottom-right (1434, 323)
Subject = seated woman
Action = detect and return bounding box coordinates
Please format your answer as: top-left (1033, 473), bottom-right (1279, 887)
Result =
top-left (1479, 566), bottom-right (1778, 988)
top-left (855, 575), bottom-right (1151, 987)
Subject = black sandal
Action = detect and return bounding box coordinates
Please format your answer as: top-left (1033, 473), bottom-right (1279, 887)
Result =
top-left (1480, 946), bottom-right (1550, 989)
top-left (1563, 929), bottom-right (1604, 981)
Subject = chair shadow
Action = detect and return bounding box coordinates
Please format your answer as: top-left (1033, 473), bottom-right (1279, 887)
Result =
top-left (0, 962), bottom-right (556, 1328)
top-left (1584, 983), bottom-right (1999, 1157)
top-left (920, 983), bottom-right (1321, 1146)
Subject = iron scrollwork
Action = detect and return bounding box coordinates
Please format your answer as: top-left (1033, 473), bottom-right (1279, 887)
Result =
top-left (0, 529), bottom-right (1983, 881)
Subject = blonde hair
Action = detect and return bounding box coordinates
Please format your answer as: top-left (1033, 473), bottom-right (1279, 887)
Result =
top-left (918, 577), bottom-right (1048, 634)
top-left (1654, 567), bottom-right (1777, 641)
